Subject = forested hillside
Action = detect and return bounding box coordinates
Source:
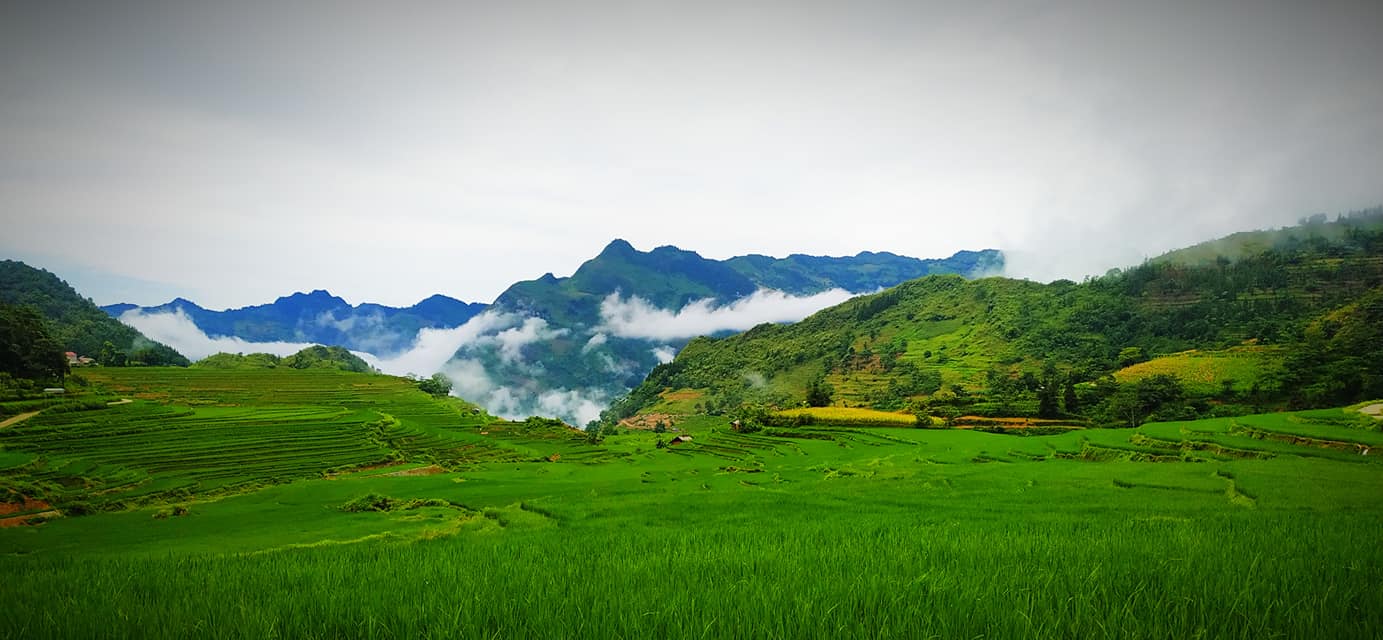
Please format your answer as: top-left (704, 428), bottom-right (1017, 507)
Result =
top-left (609, 213), bottom-right (1383, 426)
top-left (193, 345), bottom-right (376, 373)
top-left (0, 260), bottom-right (187, 367)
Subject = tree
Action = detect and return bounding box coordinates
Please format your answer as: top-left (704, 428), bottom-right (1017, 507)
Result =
top-left (98, 340), bottom-right (126, 367)
top-left (1117, 347), bottom-right (1147, 368)
top-left (805, 374), bottom-right (834, 407)
top-left (418, 372), bottom-right (453, 396)
top-left (0, 304), bottom-right (67, 381)
top-left (1100, 374), bottom-right (1186, 427)
top-left (1062, 376), bottom-right (1079, 414)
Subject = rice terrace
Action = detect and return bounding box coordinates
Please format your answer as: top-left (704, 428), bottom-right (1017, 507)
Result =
top-left (1, 365), bottom-right (1381, 638)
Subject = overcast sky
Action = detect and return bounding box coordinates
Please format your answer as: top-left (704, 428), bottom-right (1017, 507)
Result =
top-left (3, 0), bottom-right (1380, 309)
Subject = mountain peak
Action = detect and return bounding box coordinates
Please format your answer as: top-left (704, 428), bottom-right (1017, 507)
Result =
top-left (599, 239), bottom-right (637, 257)
top-left (275, 289), bottom-right (346, 306)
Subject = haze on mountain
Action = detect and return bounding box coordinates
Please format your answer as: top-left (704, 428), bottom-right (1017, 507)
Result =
top-left (3, 1), bottom-right (1381, 311)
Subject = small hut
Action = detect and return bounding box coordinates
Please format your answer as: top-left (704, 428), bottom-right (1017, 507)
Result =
top-left (667, 435), bottom-right (694, 446)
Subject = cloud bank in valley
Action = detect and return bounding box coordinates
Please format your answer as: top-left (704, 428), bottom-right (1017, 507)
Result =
top-left (441, 358), bottom-right (609, 427)
top-left (120, 309), bottom-right (319, 361)
top-left (119, 287), bottom-right (864, 426)
top-left (598, 288), bottom-right (857, 341)
top-left (360, 311), bottom-right (518, 377)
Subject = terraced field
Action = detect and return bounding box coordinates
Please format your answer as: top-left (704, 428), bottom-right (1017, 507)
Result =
top-left (1114, 345), bottom-right (1288, 395)
top-left (0, 368), bottom-right (615, 516)
top-left (1, 369), bottom-right (1380, 638)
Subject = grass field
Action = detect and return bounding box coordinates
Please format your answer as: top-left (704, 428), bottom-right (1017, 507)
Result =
top-left (2, 368), bottom-right (1381, 638)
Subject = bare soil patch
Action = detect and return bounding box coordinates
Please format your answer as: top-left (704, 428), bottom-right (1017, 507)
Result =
top-left (0, 510), bottom-right (60, 527)
top-left (0, 498), bottom-right (51, 517)
top-left (1358, 403), bottom-right (1383, 419)
top-left (0, 411), bottom-right (40, 429)
top-left (0, 498), bottom-right (58, 527)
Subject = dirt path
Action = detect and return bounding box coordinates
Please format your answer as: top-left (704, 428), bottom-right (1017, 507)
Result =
top-left (0, 510), bottom-right (60, 527)
top-left (1359, 403), bottom-right (1383, 419)
top-left (107, 398), bottom-right (132, 406)
top-left (0, 411), bottom-right (41, 429)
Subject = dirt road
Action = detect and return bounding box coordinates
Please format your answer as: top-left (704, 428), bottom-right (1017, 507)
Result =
top-left (0, 411), bottom-right (40, 429)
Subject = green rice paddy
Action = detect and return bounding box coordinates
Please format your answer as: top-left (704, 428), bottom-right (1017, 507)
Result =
top-left (2, 368), bottom-right (1381, 638)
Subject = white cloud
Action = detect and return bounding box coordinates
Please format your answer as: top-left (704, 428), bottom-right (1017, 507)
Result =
top-left (599, 288), bottom-right (857, 341)
top-left (119, 309), bottom-right (319, 360)
top-left (536, 389), bottom-right (607, 427)
top-left (439, 358), bottom-right (605, 427)
top-left (652, 346), bottom-right (677, 364)
top-left (314, 310), bottom-right (363, 333)
top-left (582, 332), bottom-right (608, 353)
top-left (493, 317), bottom-right (568, 363)
top-left (360, 310), bottom-right (520, 377)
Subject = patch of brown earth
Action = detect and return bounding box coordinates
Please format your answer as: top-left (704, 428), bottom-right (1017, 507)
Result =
top-left (0, 498), bottom-right (58, 527)
top-left (0, 498), bottom-right (51, 517)
top-left (0, 411), bottom-right (41, 429)
top-left (1359, 403), bottom-right (1383, 418)
top-left (0, 510), bottom-right (60, 527)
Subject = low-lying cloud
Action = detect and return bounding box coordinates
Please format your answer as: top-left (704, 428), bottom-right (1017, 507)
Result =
top-left (120, 309), bottom-right (319, 360)
top-left (121, 290), bottom-right (855, 428)
top-left (120, 306), bottom-right (604, 422)
top-left (441, 357), bottom-right (607, 426)
top-left (494, 317), bottom-right (567, 363)
top-left (598, 288), bottom-right (856, 341)
top-left (651, 346), bottom-right (677, 364)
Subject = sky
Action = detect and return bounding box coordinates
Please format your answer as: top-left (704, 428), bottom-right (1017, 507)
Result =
top-left (3, 0), bottom-right (1381, 310)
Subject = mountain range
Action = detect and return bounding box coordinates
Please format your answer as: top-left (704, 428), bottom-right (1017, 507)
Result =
top-left (103, 291), bottom-right (487, 355)
top-left (102, 242), bottom-right (1002, 423)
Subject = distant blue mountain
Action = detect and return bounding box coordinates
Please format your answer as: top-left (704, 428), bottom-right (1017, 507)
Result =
top-left (103, 291), bottom-right (487, 355)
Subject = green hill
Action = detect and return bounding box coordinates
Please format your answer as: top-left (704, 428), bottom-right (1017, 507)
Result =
top-left (191, 346), bottom-right (375, 373)
top-left (0, 260), bottom-right (187, 367)
top-left (1154, 206), bottom-right (1383, 266)
top-left (609, 215), bottom-right (1383, 426)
